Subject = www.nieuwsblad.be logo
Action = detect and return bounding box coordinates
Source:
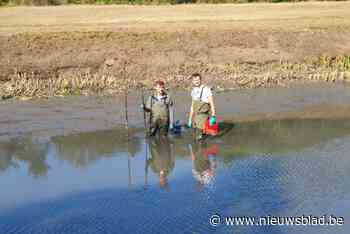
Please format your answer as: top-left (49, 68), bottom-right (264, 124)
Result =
top-left (209, 214), bottom-right (344, 227)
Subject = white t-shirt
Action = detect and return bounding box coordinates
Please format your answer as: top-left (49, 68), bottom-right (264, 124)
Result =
top-left (191, 85), bottom-right (212, 103)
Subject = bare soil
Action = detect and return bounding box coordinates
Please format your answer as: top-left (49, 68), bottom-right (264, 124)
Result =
top-left (1, 2), bottom-right (350, 97)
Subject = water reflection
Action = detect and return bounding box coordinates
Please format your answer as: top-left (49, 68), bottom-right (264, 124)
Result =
top-left (0, 138), bottom-right (49, 177)
top-left (189, 143), bottom-right (218, 188)
top-left (2, 118), bottom-right (350, 234)
top-left (147, 137), bottom-right (175, 189)
top-left (216, 118), bottom-right (350, 163)
top-left (51, 128), bottom-right (142, 168)
top-left (0, 118), bottom-right (350, 178)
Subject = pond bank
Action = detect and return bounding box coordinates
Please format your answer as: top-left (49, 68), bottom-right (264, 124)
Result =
top-left (1, 83), bottom-right (350, 141)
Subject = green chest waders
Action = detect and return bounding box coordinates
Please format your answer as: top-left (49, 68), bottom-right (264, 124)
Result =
top-left (193, 148), bottom-right (210, 174)
top-left (149, 96), bottom-right (170, 136)
top-left (192, 87), bottom-right (210, 130)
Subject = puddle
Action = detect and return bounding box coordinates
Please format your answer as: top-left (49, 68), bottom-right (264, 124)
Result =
top-left (1, 118), bottom-right (350, 233)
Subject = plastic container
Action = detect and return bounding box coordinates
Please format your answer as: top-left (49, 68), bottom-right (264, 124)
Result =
top-left (171, 120), bottom-right (182, 134)
top-left (203, 118), bottom-right (219, 136)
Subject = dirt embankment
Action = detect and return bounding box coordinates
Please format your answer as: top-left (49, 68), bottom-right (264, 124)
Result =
top-left (1, 3), bottom-right (350, 98)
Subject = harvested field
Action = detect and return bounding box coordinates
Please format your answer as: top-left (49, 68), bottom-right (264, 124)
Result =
top-left (1, 2), bottom-right (350, 98)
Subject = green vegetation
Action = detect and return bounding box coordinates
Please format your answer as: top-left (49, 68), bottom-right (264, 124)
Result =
top-left (0, 0), bottom-right (345, 6)
top-left (0, 0), bottom-right (8, 5)
top-left (319, 55), bottom-right (350, 70)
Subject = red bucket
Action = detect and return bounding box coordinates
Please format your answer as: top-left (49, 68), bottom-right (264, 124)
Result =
top-left (203, 118), bottom-right (219, 136)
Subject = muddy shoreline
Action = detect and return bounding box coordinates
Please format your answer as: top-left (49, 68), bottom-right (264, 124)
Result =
top-left (1, 83), bottom-right (350, 141)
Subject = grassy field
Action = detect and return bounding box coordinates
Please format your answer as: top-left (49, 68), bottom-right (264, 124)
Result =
top-left (1, 2), bottom-right (350, 98)
top-left (1, 2), bottom-right (350, 34)
top-left (0, 0), bottom-right (345, 6)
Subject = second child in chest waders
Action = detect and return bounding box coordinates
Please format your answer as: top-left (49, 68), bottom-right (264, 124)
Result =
top-left (187, 73), bottom-right (217, 141)
top-left (142, 80), bottom-right (174, 137)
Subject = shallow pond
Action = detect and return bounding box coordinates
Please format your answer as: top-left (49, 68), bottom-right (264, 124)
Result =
top-left (1, 118), bottom-right (350, 234)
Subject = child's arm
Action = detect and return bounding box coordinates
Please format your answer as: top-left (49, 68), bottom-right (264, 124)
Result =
top-left (188, 101), bottom-right (194, 127)
top-left (208, 95), bottom-right (216, 116)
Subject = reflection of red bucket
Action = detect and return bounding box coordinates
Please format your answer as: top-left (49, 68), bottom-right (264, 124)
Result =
top-left (202, 144), bottom-right (219, 159)
top-left (203, 118), bottom-right (219, 136)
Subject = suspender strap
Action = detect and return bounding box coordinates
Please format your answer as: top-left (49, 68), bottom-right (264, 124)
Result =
top-left (151, 95), bottom-right (168, 105)
top-left (199, 86), bottom-right (205, 102)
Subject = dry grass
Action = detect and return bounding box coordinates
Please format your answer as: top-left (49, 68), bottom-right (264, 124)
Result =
top-left (1, 2), bottom-right (350, 35)
top-left (2, 56), bottom-right (350, 99)
top-left (1, 3), bottom-right (350, 100)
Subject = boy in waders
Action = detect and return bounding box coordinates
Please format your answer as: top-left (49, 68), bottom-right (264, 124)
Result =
top-left (187, 73), bottom-right (216, 141)
top-left (142, 80), bottom-right (174, 137)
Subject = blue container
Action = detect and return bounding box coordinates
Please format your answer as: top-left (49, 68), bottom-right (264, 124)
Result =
top-left (171, 120), bottom-right (182, 134)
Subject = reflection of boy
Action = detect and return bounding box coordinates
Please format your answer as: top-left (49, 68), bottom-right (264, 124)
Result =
top-left (147, 137), bottom-right (175, 188)
top-left (190, 144), bottom-right (218, 186)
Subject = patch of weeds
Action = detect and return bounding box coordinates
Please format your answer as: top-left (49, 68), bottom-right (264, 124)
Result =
top-left (62, 87), bottom-right (82, 96)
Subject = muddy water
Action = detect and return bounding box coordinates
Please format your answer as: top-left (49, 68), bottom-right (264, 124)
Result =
top-left (1, 83), bottom-right (350, 142)
top-left (1, 118), bottom-right (350, 234)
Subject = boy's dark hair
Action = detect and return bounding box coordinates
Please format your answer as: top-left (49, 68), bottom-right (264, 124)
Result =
top-left (154, 80), bottom-right (165, 87)
top-left (191, 73), bottom-right (202, 80)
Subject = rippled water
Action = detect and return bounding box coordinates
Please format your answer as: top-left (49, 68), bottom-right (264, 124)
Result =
top-left (1, 119), bottom-right (350, 234)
